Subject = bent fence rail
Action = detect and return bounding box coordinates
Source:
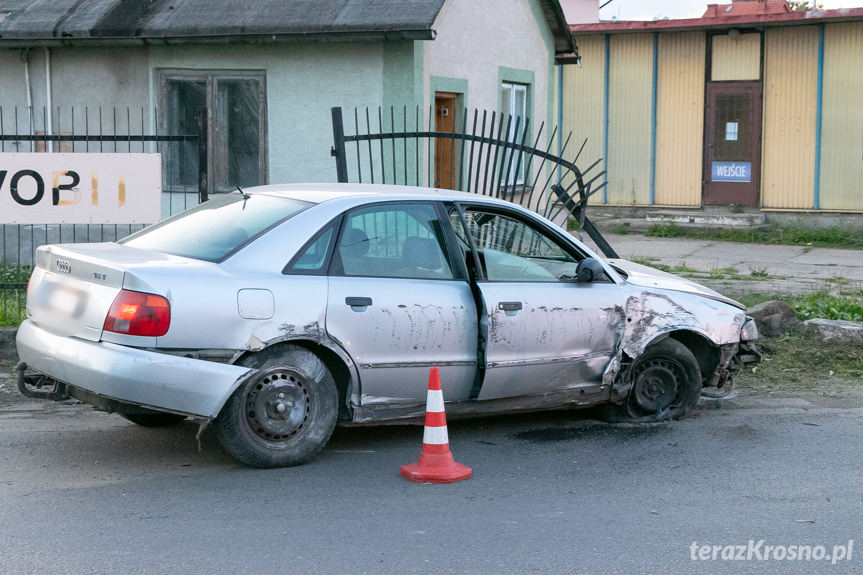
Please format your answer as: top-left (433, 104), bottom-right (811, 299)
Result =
top-left (329, 105), bottom-right (616, 258)
top-left (0, 105), bottom-right (207, 325)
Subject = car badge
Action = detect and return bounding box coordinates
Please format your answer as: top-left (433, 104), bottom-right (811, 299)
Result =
top-left (55, 259), bottom-right (72, 274)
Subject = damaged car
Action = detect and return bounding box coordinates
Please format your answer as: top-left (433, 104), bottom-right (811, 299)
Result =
top-left (16, 183), bottom-right (758, 467)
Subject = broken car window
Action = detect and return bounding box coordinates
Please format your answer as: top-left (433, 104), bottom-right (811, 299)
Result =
top-left (458, 208), bottom-right (580, 282)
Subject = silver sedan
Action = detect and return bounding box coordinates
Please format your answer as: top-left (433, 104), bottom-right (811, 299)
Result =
top-left (17, 184), bottom-right (757, 467)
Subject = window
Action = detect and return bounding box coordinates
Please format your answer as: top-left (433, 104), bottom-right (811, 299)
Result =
top-left (286, 225), bottom-right (336, 274)
top-left (335, 203), bottom-right (454, 280)
top-left (501, 82), bottom-right (528, 186)
top-left (122, 193), bottom-right (308, 262)
top-left (160, 70), bottom-right (267, 193)
top-left (451, 208), bottom-right (580, 282)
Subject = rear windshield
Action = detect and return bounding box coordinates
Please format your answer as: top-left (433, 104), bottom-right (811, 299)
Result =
top-left (121, 193), bottom-right (310, 262)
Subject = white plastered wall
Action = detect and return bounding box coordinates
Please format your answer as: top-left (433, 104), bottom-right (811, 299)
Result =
top-left (423, 0), bottom-right (553, 134)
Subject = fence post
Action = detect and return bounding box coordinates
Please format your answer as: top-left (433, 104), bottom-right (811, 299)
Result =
top-left (196, 106), bottom-right (209, 203)
top-left (330, 107), bottom-right (349, 183)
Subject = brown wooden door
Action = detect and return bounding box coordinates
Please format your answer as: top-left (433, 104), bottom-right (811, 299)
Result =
top-left (703, 82), bottom-right (762, 207)
top-left (434, 92), bottom-right (457, 189)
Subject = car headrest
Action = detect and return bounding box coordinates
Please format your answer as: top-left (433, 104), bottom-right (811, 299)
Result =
top-left (340, 227), bottom-right (369, 258)
top-left (403, 236), bottom-right (441, 270)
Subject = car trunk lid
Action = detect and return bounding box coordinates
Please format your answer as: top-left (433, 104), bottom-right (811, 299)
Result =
top-left (27, 243), bottom-right (175, 341)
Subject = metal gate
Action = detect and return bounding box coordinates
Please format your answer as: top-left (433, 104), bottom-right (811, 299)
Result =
top-left (0, 106), bottom-right (208, 326)
top-left (329, 105), bottom-right (616, 257)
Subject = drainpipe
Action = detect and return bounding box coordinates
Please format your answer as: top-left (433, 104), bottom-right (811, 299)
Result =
top-left (21, 49), bottom-right (33, 137)
top-left (44, 47), bottom-right (53, 152)
top-left (557, 64), bottom-right (563, 183)
top-left (813, 24), bottom-right (824, 211)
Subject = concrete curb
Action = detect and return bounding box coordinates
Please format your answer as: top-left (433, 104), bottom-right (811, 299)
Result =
top-left (0, 327), bottom-right (18, 362)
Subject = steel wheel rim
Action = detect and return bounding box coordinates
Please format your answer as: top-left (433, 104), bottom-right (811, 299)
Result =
top-left (244, 367), bottom-right (311, 442)
top-left (631, 357), bottom-right (683, 413)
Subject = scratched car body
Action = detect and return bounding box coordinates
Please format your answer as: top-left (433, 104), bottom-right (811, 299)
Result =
top-left (17, 183), bottom-right (758, 467)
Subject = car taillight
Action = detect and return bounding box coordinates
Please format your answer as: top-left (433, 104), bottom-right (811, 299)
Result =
top-left (103, 289), bottom-right (170, 337)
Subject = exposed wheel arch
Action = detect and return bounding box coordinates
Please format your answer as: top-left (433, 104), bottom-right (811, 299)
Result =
top-left (215, 343), bottom-right (339, 467)
top-left (603, 337), bottom-right (702, 422)
top-left (668, 330), bottom-right (720, 386)
top-left (232, 339), bottom-right (356, 421)
top-left (636, 329), bottom-right (720, 387)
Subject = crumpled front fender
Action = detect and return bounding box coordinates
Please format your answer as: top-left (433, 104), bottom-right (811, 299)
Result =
top-left (602, 291), bottom-right (747, 394)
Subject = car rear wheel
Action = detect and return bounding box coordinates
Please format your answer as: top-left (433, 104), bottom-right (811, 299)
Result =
top-left (215, 345), bottom-right (338, 468)
top-left (604, 338), bottom-right (702, 422)
top-left (121, 412), bottom-right (187, 427)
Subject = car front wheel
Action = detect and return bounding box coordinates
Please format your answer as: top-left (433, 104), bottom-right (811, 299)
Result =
top-left (604, 338), bottom-right (702, 422)
top-left (215, 345), bottom-right (338, 468)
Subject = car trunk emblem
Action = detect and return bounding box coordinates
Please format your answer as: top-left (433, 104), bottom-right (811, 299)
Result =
top-left (56, 259), bottom-right (72, 274)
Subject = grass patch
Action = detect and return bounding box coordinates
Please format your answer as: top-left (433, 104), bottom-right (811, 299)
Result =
top-left (0, 262), bottom-right (30, 327)
top-left (738, 333), bottom-right (863, 390)
top-left (705, 266), bottom-right (739, 279)
top-left (609, 222), bottom-right (631, 235)
top-left (1, 262), bottom-right (30, 285)
top-left (729, 290), bottom-right (863, 322)
top-left (625, 256), bottom-right (704, 275)
top-left (626, 257), bottom-right (771, 282)
top-left (645, 221), bottom-right (863, 250)
top-left (786, 292), bottom-right (863, 322)
top-left (0, 306), bottom-right (25, 327)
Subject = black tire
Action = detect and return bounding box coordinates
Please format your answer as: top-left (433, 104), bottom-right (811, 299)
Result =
top-left (214, 345), bottom-right (338, 468)
top-left (121, 412), bottom-right (187, 427)
top-left (603, 338), bottom-right (702, 422)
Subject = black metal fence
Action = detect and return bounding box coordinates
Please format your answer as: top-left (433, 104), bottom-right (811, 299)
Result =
top-left (0, 105), bottom-right (207, 325)
top-left (329, 105), bottom-right (615, 258)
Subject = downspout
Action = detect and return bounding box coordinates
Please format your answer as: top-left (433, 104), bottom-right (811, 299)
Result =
top-left (602, 33), bottom-right (610, 204)
top-left (45, 47), bottom-right (53, 152)
top-left (649, 32), bottom-right (658, 205)
top-left (557, 64), bottom-right (563, 183)
top-left (21, 49), bottom-right (33, 137)
top-left (813, 23), bottom-right (824, 211)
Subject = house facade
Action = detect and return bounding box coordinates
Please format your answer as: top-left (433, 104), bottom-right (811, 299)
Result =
top-left (0, 0), bottom-right (572, 206)
top-left (559, 0), bottom-right (863, 214)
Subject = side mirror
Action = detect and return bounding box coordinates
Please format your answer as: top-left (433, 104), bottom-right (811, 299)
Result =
top-left (576, 257), bottom-right (604, 283)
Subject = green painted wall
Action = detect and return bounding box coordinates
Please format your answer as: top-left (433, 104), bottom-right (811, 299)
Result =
top-left (149, 42), bottom-right (386, 185)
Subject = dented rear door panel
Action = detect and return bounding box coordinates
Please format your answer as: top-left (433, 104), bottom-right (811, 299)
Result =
top-left (326, 276), bottom-right (478, 404)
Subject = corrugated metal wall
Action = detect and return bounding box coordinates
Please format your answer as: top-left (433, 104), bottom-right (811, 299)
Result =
top-left (562, 22), bottom-right (862, 213)
top-left (607, 34), bottom-right (653, 205)
top-left (761, 26), bottom-right (819, 209)
top-left (655, 32), bottom-right (705, 206)
top-left (559, 35), bottom-right (605, 192)
top-left (711, 33), bottom-right (762, 81)
top-left (821, 22), bottom-right (863, 211)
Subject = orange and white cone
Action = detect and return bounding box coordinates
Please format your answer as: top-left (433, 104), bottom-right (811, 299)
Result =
top-left (400, 367), bottom-right (472, 483)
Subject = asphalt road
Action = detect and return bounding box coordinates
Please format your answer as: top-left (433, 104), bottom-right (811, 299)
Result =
top-left (0, 387), bottom-right (861, 575)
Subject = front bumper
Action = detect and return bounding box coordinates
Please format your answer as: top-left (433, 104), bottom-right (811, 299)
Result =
top-left (16, 320), bottom-right (255, 418)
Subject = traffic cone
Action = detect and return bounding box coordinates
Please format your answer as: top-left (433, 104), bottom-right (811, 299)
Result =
top-left (400, 367), bottom-right (472, 483)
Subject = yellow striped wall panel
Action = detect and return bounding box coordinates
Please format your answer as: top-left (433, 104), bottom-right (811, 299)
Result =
top-left (712, 33), bottom-right (761, 81)
top-left (607, 34), bottom-right (653, 205)
top-left (761, 27), bottom-right (819, 209)
top-left (560, 36), bottom-right (605, 194)
top-left (655, 32), bottom-right (706, 206)
top-left (820, 22), bottom-right (863, 211)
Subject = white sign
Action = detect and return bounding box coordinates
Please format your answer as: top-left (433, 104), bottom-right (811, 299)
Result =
top-left (0, 153), bottom-right (161, 224)
top-left (725, 122), bottom-right (739, 142)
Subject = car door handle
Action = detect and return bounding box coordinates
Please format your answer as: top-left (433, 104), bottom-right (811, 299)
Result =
top-left (345, 297), bottom-right (373, 308)
top-left (498, 301), bottom-right (522, 312)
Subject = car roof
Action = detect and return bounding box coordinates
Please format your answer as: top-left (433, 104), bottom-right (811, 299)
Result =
top-left (245, 183), bottom-right (507, 206)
